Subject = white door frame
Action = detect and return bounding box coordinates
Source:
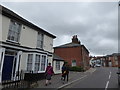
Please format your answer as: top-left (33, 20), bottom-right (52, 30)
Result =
top-left (0, 48), bottom-right (5, 83)
top-left (13, 51), bottom-right (22, 81)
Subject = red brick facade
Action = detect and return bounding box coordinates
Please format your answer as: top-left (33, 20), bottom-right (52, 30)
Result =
top-left (105, 54), bottom-right (119, 67)
top-left (81, 45), bottom-right (90, 70)
top-left (54, 35), bottom-right (90, 70)
top-left (94, 53), bottom-right (120, 67)
top-left (118, 55), bottom-right (120, 67)
top-left (54, 47), bottom-right (82, 66)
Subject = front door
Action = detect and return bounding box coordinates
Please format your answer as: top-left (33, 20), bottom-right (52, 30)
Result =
top-left (2, 55), bottom-right (14, 81)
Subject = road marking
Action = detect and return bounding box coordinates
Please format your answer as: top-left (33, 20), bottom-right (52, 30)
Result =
top-left (91, 68), bottom-right (96, 73)
top-left (105, 81), bottom-right (109, 90)
top-left (58, 75), bottom-right (87, 89)
top-left (109, 71), bottom-right (111, 79)
top-left (105, 71), bottom-right (111, 90)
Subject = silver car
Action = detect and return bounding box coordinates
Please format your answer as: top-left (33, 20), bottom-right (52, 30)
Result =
top-left (96, 64), bottom-right (101, 67)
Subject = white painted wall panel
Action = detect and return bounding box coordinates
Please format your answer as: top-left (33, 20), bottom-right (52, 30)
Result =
top-left (20, 25), bottom-right (37, 48)
top-left (20, 53), bottom-right (27, 71)
top-left (1, 16), bottom-right (10, 41)
top-left (44, 35), bottom-right (53, 52)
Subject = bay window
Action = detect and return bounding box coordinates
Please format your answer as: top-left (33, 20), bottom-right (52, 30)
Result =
top-left (26, 54), bottom-right (47, 73)
top-left (34, 55), bottom-right (41, 72)
top-left (40, 55), bottom-right (46, 71)
top-left (27, 54), bottom-right (33, 71)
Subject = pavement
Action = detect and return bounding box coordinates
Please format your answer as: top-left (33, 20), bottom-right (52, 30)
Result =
top-left (0, 84), bottom-right (3, 90)
top-left (35, 68), bottom-right (96, 89)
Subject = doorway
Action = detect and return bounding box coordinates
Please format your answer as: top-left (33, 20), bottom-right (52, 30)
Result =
top-left (2, 55), bottom-right (14, 81)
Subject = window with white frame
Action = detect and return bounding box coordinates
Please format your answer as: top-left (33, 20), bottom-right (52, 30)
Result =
top-left (26, 54), bottom-right (47, 72)
top-left (34, 55), bottom-right (41, 72)
top-left (56, 61), bottom-right (60, 70)
top-left (27, 54), bottom-right (33, 71)
top-left (40, 55), bottom-right (46, 71)
top-left (37, 32), bottom-right (44, 49)
top-left (7, 20), bottom-right (21, 42)
top-left (72, 60), bottom-right (76, 66)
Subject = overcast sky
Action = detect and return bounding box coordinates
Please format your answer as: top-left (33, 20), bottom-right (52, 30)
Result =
top-left (1, 1), bottom-right (119, 56)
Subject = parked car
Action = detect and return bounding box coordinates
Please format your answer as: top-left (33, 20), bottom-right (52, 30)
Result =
top-left (117, 67), bottom-right (120, 85)
top-left (96, 64), bottom-right (101, 67)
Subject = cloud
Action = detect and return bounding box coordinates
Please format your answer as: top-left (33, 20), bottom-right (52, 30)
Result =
top-left (1, 2), bottom-right (118, 56)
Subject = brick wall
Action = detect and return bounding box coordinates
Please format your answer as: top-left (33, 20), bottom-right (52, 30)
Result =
top-left (54, 47), bottom-right (82, 67)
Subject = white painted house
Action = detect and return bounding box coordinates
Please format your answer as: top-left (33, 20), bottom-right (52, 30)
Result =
top-left (0, 5), bottom-right (56, 83)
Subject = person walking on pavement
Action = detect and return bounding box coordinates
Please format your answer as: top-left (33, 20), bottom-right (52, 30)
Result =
top-left (61, 63), bottom-right (65, 80)
top-left (45, 63), bottom-right (54, 86)
top-left (61, 63), bottom-right (69, 84)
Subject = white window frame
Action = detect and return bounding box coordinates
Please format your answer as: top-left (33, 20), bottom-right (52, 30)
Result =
top-left (37, 32), bottom-right (44, 49)
top-left (13, 51), bottom-right (22, 81)
top-left (56, 61), bottom-right (60, 70)
top-left (26, 54), bottom-right (34, 72)
top-left (40, 55), bottom-right (47, 72)
top-left (26, 53), bottom-right (47, 73)
top-left (7, 20), bottom-right (21, 43)
top-left (0, 48), bottom-right (5, 83)
top-left (34, 54), bottom-right (41, 72)
top-left (72, 60), bottom-right (76, 67)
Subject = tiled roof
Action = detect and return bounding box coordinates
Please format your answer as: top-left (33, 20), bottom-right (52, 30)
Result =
top-left (112, 53), bottom-right (120, 56)
top-left (54, 42), bottom-right (81, 48)
top-left (53, 54), bottom-right (64, 61)
top-left (54, 42), bottom-right (89, 53)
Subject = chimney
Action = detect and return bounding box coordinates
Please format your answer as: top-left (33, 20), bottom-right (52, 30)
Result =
top-left (72, 35), bottom-right (81, 44)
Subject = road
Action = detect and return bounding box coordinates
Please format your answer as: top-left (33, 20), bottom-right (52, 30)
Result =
top-left (61, 67), bottom-right (119, 89)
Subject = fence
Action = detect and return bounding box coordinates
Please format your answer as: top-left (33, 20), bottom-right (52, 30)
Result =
top-left (1, 70), bottom-right (37, 88)
top-left (1, 70), bottom-right (46, 89)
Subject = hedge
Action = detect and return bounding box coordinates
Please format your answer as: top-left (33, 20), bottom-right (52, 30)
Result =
top-left (69, 66), bottom-right (84, 72)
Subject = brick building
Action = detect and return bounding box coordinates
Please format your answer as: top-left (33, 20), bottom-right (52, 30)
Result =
top-left (103, 53), bottom-right (119, 67)
top-left (118, 55), bottom-right (120, 67)
top-left (54, 35), bottom-right (90, 70)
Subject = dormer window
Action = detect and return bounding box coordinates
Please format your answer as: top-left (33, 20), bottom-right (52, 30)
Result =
top-left (37, 32), bottom-right (44, 49)
top-left (7, 20), bottom-right (21, 42)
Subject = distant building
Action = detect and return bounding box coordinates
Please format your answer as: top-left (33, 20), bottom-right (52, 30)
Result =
top-left (54, 35), bottom-right (90, 70)
top-left (94, 53), bottom-right (120, 67)
top-left (118, 55), bottom-right (120, 67)
top-left (105, 53), bottom-right (120, 67)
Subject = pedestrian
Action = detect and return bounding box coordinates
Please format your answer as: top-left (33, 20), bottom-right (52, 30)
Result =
top-left (61, 63), bottom-right (66, 80)
top-left (61, 63), bottom-right (69, 83)
top-left (45, 63), bottom-right (54, 86)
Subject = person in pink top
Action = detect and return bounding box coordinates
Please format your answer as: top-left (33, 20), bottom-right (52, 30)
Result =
top-left (45, 63), bottom-right (54, 86)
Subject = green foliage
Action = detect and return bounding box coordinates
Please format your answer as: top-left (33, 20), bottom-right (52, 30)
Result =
top-left (69, 66), bottom-right (84, 72)
top-left (64, 61), bottom-right (68, 64)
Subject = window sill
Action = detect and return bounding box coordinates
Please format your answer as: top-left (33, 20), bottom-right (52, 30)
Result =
top-left (6, 40), bottom-right (20, 45)
top-left (26, 71), bottom-right (45, 73)
top-left (36, 47), bottom-right (44, 50)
